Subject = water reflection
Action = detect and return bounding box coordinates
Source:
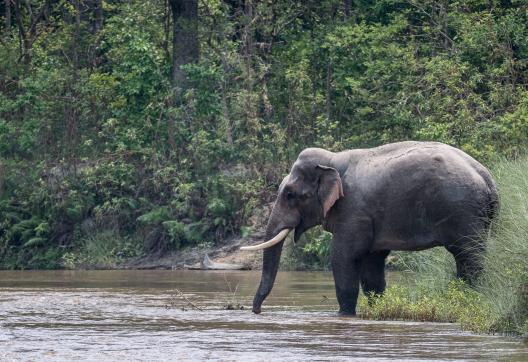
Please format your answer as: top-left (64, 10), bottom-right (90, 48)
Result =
top-left (0, 270), bottom-right (526, 361)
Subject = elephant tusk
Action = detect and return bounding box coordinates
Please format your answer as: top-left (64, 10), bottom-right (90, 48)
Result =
top-left (240, 229), bottom-right (291, 251)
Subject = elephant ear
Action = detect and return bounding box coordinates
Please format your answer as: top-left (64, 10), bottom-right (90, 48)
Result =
top-left (316, 165), bottom-right (344, 218)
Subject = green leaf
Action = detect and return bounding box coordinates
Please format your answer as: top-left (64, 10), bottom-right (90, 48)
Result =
top-left (23, 237), bottom-right (47, 248)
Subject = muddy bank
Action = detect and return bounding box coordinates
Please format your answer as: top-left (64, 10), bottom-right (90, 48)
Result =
top-left (122, 234), bottom-right (265, 270)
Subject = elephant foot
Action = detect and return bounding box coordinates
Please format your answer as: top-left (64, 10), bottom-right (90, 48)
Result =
top-left (338, 309), bottom-right (357, 317)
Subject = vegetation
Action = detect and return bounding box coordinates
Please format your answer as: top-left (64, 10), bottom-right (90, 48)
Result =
top-left (360, 157), bottom-right (528, 336)
top-left (2, 0), bottom-right (527, 269)
top-left (281, 227), bottom-right (332, 271)
top-left (359, 281), bottom-right (494, 333)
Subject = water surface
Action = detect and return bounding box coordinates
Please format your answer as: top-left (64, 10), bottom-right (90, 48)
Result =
top-left (0, 270), bottom-right (526, 361)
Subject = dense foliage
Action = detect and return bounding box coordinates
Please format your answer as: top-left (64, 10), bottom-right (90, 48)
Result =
top-left (1, 0), bottom-right (527, 269)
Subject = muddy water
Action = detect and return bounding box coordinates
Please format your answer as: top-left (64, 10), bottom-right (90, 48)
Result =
top-left (0, 270), bottom-right (526, 361)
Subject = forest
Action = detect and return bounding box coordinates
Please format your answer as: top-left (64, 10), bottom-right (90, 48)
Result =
top-left (1, 0), bottom-right (527, 267)
top-left (1, 0), bottom-right (528, 334)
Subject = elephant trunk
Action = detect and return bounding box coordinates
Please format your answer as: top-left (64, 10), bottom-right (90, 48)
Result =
top-left (252, 240), bottom-right (284, 314)
top-left (252, 204), bottom-right (287, 314)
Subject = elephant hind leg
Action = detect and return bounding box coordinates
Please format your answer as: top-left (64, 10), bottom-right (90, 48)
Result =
top-left (444, 216), bottom-right (487, 284)
top-left (446, 239), bottom-right (485, 284)
top-left (360, 250), bottom-right (390, 302)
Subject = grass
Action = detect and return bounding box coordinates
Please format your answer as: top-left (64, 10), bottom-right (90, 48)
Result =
top-left (359, 157), bottom-right (528, 336)
top-left (358, 280), bottom-right (494, 333)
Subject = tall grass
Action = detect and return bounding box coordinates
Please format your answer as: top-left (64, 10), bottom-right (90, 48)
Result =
top-left (479, 158), bottom-right (528, 335)
top-left (360, 157), bottom-right (528, 336)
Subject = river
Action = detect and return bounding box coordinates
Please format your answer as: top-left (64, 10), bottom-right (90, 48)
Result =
top-left (0, 270), bottom-right (526, 361)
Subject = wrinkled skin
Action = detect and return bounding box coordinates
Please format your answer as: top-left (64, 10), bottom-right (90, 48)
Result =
top-left (252, 141), bottom-right (499, 315)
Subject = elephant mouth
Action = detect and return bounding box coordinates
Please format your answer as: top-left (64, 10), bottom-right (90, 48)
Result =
top-left (293, 227), bottom-right (301, 243)
top-left (293, 220), bottom-right (308, 243)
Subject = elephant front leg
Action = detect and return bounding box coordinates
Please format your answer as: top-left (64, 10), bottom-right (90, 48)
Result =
top-left (331, 240), bottom-right (371, 315)
top-left (330, 218), bottom-right (373, 315)
top-left (332, 253), bottom-right (361, 315)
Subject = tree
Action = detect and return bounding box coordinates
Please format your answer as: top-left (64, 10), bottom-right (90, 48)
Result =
top-left (12, 0), bottom-right (51, 64)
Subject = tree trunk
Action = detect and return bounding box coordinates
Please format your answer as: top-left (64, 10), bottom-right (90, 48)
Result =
top-left (12, 0), bottom-right (49, 64)
top-left (344, 0), bottom-right (351, 18)
top-left (242, 0), bottom-right (256, 120)
top-left (220, 53), bottom-right (233, 145)
top-left (13, 0), bottom-right (30, 63)
top-left (72, 0), bottom-right (80, 69)
top-left (168, 0), bottom-right (199, 154)
top-left (0, 161), bottom-right (4, 199)
top-left (326, 61), bottom-right (332, 121)
top-left (169, 0), bottom-right (199, 89)
top-left (440, 1), bottom-right (449, 50)
top-left (4, 0), bottom-right (10, 39)
top-left (343, 0), bottom-right (356, 23)
top-left (65, 0), bottom-right (81, 165)
top-left (94, 0), bottom-right (103, 33)
top-left (162, 0), bottom-right (171, 63)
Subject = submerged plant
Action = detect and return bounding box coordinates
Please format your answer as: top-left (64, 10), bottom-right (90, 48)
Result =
top-left (221, 275), bottom-right (244, 311)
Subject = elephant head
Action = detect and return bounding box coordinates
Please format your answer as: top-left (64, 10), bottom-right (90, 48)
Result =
top-left (241, 148), bottom-right (343, 314)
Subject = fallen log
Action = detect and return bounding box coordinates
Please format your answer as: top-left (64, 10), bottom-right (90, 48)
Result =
top-left (184, 254), bottom-right (247, 270)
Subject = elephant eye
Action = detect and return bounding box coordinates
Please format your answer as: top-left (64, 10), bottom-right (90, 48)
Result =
top-left (300, 191), bottom-right (313, 200)
top-left (285, 191), bottom-right (296, 201)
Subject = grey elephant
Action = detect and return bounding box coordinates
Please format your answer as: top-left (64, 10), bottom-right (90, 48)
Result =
top-left (241, 141), bottom-right (499, 315)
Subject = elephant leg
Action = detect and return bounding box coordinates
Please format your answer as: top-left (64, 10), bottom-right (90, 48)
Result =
top-left (331, 219), bottom-right (373, 315)
top-left (444, 217), bottom-right (486, 284)
top-left (360, 250), bottom-right (390, 303)
top-left (446, 239), bottom-right (484, 284)
top-left (331, 252), bottom-right (361, 315)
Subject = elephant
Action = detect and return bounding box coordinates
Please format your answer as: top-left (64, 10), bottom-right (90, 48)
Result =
top-left (241, 141), bottom-right (499, 315)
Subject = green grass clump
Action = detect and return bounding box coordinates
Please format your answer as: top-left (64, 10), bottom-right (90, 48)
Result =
top-left (360, 157), bottom-right (528, 336)
top-left (359, 280), bottom-right (494, 333)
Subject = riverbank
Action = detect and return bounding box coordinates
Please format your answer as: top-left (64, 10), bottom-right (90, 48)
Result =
top-left (68, 228), bottom-right (328, 272)
top-left (121, 234), bottom-right (263, 270)
top-left (57, 201), bottom-right (285, 271)
top-left (56, 198), bottom-right (332, 271)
